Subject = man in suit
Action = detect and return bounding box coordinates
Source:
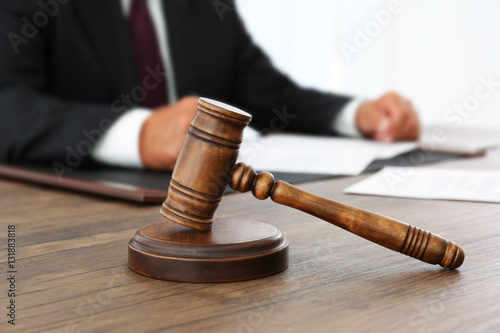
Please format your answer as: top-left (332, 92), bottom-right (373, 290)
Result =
top-left (0, 0), bottom-right (419, 172)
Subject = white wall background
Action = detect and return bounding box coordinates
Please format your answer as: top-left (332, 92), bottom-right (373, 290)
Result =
top-left (237, 0), bottom-right (500, 130)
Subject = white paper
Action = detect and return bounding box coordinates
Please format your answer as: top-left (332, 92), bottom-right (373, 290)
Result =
top-left (238, 129), bottom-right (417, 175)
top-left (374, 141), bottom-right (419, 159)
top-left (345, 167), bottom-right (500, 203)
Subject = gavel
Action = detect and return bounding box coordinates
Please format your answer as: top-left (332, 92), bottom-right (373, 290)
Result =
top-left (129, 98), bottom-right (464, 283)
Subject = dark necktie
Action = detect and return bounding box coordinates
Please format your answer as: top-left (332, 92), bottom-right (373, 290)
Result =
top-left (129, 0), bottom-right (168, 108)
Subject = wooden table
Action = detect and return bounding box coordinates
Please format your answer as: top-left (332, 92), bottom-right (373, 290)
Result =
top-left (1, 129), bottom-right (500, 333)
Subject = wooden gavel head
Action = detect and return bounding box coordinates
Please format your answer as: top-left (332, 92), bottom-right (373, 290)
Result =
top-left (160, 97), bottom-right (252, 231)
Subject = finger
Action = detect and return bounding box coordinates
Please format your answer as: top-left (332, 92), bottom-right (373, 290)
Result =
top-left (374, 117), bottom-right (392, 143)
top-left (391, 109), bottom-right (411, 141)
top-left (408, 103), bottom-right (421, 139)
top-left (374, 93), bottom-right (421, 142)
top-left (376, 110), bottom-right (402, 143)
top-left (386, 98), bottom-right (416, 141)
top-left (378, 96), bottom-right (405, 134)
top-left (399, 106), bottom-right (420, 141)
top-left (386, 97), bottom-right (417, 141)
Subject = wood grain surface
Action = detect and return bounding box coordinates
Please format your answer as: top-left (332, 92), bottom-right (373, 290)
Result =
top-left (1, 128), bottom-right (499, 333)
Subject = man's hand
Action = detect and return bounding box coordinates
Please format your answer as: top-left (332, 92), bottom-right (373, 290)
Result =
top-left (355, 92), bottom-right (420, 142)
top-left (139, 96), bottom-right (199, 170)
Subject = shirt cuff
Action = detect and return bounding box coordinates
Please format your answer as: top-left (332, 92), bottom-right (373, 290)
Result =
top-left (331, 98), bottom-right (365, 138)
top-left (92, 109), bottom-right (152, 168)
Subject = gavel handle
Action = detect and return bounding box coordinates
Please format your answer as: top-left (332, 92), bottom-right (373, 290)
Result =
top-left (230, 163), bottom-right (464, 269)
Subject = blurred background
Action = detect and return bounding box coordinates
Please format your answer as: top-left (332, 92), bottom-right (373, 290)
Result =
top-left (237, 0), bottom-right (500, 130)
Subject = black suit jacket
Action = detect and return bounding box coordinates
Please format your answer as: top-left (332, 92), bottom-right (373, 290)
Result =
top-left (0, 0), bottom-right (351, 165)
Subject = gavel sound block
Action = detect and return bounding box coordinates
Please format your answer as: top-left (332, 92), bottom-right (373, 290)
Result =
top-left (128, 98), bottom-right (464, 283)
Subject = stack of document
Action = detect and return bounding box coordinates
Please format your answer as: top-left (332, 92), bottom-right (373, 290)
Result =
top-left (238, 128), bottom-right (417, 175)
top-left (238, 127), bottom-right (498, 176)
top-left (345, 167), bottom-right (500, 204)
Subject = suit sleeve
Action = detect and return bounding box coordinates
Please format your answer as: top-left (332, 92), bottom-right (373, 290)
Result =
top-left (0, 1), bottom-right (120, 166)
top-left (227, 8), bottom-right (352, 134)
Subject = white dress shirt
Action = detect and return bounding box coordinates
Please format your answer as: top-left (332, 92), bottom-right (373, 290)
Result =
top-left (92, 0), bottom-right (362, 168)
